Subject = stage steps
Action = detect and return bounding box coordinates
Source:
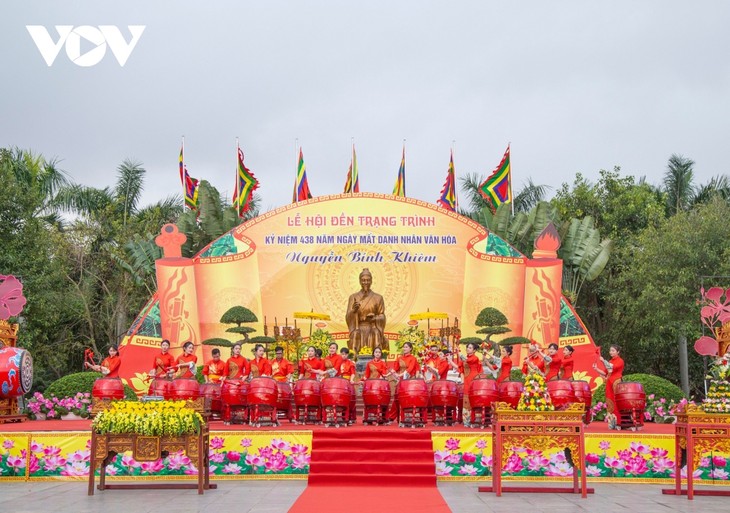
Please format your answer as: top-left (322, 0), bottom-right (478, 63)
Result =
top-left (307, 428), bottom-right (436, 486)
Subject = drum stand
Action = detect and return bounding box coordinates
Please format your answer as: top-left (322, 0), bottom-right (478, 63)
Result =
top-left (322, 405), bottom-right (349, 427)
top-left (294, 404), bottom-right (321, 425)
top-left (618, 408), bottom-right (644, 431)
top-left (224, 405), bottom-right (249, 425)
top-left (399, 406), bottom-right (427, 428)
top-left (277, 403), bottom-right (293, 422)
top-left (362, 404), bottom-right (387, 425)
top-left (468, 406), bottom-right (493, 428)
top-left (433, 405), bottom-right (459, 426)
top-left (249, 404), bottom-right (278, 427)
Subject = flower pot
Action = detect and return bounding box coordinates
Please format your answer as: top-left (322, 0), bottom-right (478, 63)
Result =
top-left (61, 412), bottom-right (83, 421)
top-left (33, 412), bottom-right (47, 421)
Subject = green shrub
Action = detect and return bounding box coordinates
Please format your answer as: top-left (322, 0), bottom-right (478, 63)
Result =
top-left (592, 373), bottom-right (685, 406)
top-left (46, 372), bottom-right (137, 400)
top-left (509, 369), bottom-right (525, 382)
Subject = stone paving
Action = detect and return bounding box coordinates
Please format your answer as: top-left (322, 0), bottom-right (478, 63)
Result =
top-left (0, 481), bottom-right (728, 512)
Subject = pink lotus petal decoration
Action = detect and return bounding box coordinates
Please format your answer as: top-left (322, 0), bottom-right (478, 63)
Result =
top-left (694, 335), bottom-right (719, 356)
top-left (0, 275), bottom-right (26, 320)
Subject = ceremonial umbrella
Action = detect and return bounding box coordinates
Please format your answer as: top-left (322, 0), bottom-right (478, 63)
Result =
top-left (293, 309), bottom-right (332, 337)
top-left (409, 309), bottom-right (449, 331)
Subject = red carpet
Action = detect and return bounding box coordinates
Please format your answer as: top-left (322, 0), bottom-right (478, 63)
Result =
top-left (289, 428), bottom-right (451, 513)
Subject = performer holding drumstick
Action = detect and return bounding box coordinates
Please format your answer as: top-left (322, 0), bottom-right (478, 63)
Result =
top-left (593, 344), bottom-right (624, 430)
top-left (85, 346), bottom-right (121, 378)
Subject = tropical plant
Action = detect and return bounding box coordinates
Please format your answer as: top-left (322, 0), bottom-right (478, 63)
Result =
top-left (663, 154), bottom-right (695, 216)
top-left (558, 217), bottom-right (612, 303)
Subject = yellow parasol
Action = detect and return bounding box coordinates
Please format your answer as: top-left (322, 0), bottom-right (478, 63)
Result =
top-left (409, 309), bottom-right (449, 331)
top-left (294, 309), bottom-right (332, 337)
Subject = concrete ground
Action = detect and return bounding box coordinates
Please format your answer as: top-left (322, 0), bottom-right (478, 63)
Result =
top-left (0, 481), bottom-right (728, 513)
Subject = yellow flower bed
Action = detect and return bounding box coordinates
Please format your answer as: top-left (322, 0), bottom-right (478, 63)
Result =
top-left (92, 400), bottom-right (204, 436)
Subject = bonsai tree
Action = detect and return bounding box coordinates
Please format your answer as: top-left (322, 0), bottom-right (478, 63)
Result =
top-left (202, 338), bottom-right (233, 347)
top-left (498, 336), bottom-right (532, 346)
top-left (475, 307), bottom-right (511, 348)
top-left (221, 306), bottom-right (258, 341)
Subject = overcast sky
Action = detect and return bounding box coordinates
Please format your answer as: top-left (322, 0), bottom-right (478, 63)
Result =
top-left (3, 1), bottom-right (729, 212)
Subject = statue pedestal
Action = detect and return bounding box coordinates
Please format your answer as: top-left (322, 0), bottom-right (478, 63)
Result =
top-left (355, 355), bottom-right (373, 374)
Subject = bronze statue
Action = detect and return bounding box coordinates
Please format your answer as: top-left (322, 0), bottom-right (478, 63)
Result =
top-left (346, 268), bottom-right (387, 354)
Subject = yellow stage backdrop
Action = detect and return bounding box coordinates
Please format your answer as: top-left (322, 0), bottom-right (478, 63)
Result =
top-left (119, 194), bottom-right (599, 392)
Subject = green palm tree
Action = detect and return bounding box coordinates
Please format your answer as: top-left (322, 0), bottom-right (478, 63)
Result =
top-left (663, 154), bottom-right (696, 216)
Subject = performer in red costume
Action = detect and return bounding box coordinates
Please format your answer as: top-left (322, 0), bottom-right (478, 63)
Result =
top-left (560, 345), bottom-right (575, 380)
top-left (250, 344), bottom-right (272, 377)
top-left (323, 342), bottom-right (343, 378)
top-left (175, 341), bottom-right (198, 379)
top-left (339, 348), bottom-right (356, 382)
top-left (434, 349), bottom-right (451, 380)
top-left (394, 342), bottom-right (420, 378)
top-left (298, 346), bottom-right (325, 380)
top-left (271, 346), bottom-right (294, 382)
top-left (202, 348), bottom-right (225, 384)
top-left (487, 345), bottom-right (513, 384)
top-left (521, 341), bottom-right (551, 376)
top-left (422, 344), bottom-right (441, 382)
top-left (461, 341), bottom-right (487, 426)
top-left (339, 347), bottom-right (357, 424)
top-left (223, 343), bottom-right (250, 380)
top-left (593, 344), bottom-right (624, 429)
top-left (85, 345), bottom-right (121, 378)
top-left (364, 347), bottom-right (389, 379)
top-left (544, 343), bottom-right (562, 381)
top-left (150, 339), bottom-right (175, 379)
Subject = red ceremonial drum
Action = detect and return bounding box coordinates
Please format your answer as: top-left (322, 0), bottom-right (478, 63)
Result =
top-left (571, 380), bottom-right (593, 414)
top-left (430, 380), bottom-right (459, 407)
top-left (148, 378), bottom-right (173, 399)
top-left (247, 377), bottom-right (278, 408)
top-left (615, 382), bottom-right (646, 412)
top-left (294, 379), bottom-right (321, 406)
top-left (321, 377), bottom-right (352, 407)
top-left (468, 378), bottom-right (499, 409)
top-left (199, 383), bottom-right (222, 412)
top-left (397, 379), bottom-right (429, 409)
top-left (221, 379), bottom-right (248, 406)
top-left (498, 381), bottom-right (524, 409)
top-left (362, 379), bottom-right (391, 406)
top-left (0, 347), bottom-right (33, 398)
top-left (546, 380), bottom-right (577, 409)
top-left (276, 381), bottom-right (294, 410)
top-left (92, 378), bottom-right (125, 400)
top-left (169, 378), bottom-right (201, 400)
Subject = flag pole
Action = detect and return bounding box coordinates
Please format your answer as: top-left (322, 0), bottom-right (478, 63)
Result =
top-left (181, 135), bottom-right (186, 208)
top-left (351, 137), bottom-right (355, 196)
top-left (403, 138), bottom-right (406, 197)
top-left (235, 137), bottom-right (241, 216)
top-left (452, 139), bottom-right (458, 212)
top-left (508, 142), bottom-right (514, 216)
top-left (293, 138), bottom-right (299, 203)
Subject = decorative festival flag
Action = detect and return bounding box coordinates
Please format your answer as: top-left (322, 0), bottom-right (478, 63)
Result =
top-left (178, 145), bottom-right (199, 210)
top-left (232, 147), bottom-right (259, 216)
top-left (479, 144), bottom-right (511, 208)
top-left (437, 150), bottom-right (458, 211)
top-left (392, 145), bottom-right (406, 197)
top-left (343, 145), bottom-right (359, 193)
top-left (293, 147), bottom-right (312, 202)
